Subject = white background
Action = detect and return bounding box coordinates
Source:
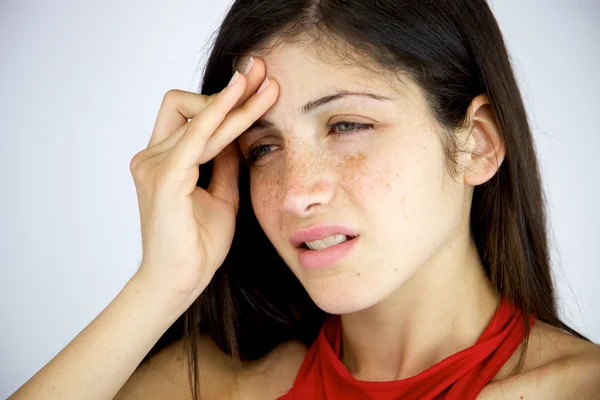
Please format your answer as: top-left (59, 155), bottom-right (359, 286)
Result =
top-left (1, 0), bottom-right (598, 397)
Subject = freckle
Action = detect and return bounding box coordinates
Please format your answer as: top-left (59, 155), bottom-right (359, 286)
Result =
top-left (342, 152), bottom-right (367, 168)
top-left (394, 268), bottom-right (397, 271)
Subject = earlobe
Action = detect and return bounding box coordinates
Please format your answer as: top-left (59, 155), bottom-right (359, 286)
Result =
top-left (463, 94), bottom-right (506, 186)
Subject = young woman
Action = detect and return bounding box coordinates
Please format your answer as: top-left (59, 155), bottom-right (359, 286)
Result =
top-left (10, 0), bottom-right (600, 399)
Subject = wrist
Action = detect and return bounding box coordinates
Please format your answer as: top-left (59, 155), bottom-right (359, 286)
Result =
top-left (127, 272), bottom-right (196, 322)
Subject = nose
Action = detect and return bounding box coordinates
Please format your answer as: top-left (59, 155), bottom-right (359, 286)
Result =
top-left (281, 157), bottom-right (335, 217)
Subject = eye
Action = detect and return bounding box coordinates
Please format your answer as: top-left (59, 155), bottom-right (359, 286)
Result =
top-left (246, 144), bottom-right (278, 165)
top-left (327, 121), bottom-right (374, 136)
top-left (244, 121), bottom-right (374, 165)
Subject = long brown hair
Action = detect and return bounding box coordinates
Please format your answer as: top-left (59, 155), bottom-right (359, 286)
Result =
top-left (140, 1), bottom-right (589, 398)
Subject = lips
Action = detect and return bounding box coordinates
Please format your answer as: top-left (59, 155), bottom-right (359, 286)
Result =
top-left (295, 235), bottom-right (359, 270)
top-left (289, 224), bottom-right (359, 248)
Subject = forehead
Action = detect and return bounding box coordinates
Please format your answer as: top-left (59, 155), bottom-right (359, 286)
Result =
top-left (239, 39), bottom-right (416, 97)
top-left (239, 42), bottom-right (428, 128)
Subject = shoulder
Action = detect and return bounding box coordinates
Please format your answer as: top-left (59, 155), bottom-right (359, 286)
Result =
top-left (114, 335), bottom-right (240, 399)
top-left (234, 340), bottom-right (309, 399)
top-left (114, 336), bottom-right (308, 400)
top-left (114, 338), bottom-right (191, 399)
top-left (478, 320), bottom-right (600, 399)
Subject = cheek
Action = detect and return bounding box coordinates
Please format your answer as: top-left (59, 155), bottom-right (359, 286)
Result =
top-left (352, 134), bottom-right (446, 227)
top-left (341, 151), bottom-right (396, 194)
top-left (339, 132), bottom-right (423, 200)
top-left (250, 170), bottom-right (283, 231)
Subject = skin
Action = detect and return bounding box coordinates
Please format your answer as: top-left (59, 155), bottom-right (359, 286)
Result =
top-left (120, 40), bottom-right (599, 400)
top-left (236, 39), bottom-right (504, 381)
top-left (228, 40), bottom-right (600, 397)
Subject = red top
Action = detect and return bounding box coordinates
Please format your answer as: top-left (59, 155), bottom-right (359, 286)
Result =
top-left (278, 296), bottom-right (535, 400)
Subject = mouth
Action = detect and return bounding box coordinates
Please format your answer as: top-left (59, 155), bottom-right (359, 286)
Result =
top-left (298, 235), bottom-right (358, 250)
top-left (295, 235), bottom-right (360, 270)
top-left (289, 224), bottom-right (360, 249)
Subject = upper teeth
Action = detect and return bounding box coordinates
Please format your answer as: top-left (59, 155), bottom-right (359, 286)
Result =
top-left (305, 234), bottom-right (349, 250)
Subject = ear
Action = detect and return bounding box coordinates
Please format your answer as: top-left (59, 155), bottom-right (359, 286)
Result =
top-left (463, 93), bottom-right (505, 186)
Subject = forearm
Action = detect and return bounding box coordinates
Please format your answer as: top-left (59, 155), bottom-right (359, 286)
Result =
top-left (9, 272), bottom-right (192, 400)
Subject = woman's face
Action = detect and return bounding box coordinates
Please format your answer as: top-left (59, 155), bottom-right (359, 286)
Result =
top-left (236, 43), bottom-right (472, 314)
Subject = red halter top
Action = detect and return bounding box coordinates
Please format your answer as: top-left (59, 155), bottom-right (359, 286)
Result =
top-left (278, 296), bottom-right (535, 400)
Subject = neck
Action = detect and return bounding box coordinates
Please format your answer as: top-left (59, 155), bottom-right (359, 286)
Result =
top-left (339, 232), bottom-right (500, 382)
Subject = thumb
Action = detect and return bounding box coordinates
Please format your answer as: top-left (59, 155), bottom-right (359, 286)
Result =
top-left (208, 141), bottom-right (242, 214)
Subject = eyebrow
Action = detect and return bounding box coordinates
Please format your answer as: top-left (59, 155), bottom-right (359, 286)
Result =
top-left (242, 91), bottom-right (393, 134)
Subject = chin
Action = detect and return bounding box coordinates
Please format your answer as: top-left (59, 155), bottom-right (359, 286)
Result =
top-left (312, 296), bottom-right (381, 315)
top-left (302, 279), bottom-right (386, 315)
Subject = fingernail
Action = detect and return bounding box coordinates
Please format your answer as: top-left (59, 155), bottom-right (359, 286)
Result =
top-left (256, 77), bottom-right (269, 94)
top-left (243, 56), bottom-right (254, 75)
top-left (227, 71), bottom-right (240, 87)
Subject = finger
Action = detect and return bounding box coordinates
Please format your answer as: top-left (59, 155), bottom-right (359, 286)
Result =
top-left (199, 78), bottom-right (279, 164)
top-left (148, 57), bottom-right (267, 150)
top-left (146, 120), bottom-right (189, 156)
top-left (207, 142), bottom-right (242, 214)
top-left (147, 89), bottom-right (211, 148)
top-left (165, 72), bottom-right (252, 171)
top-left (164, 74), bottom-right (247, 170)
top-left (147, 57), bottom-right (268, 156)
top-left (231, 56), bottom-right (268, 110)
top-left (170, 75), bottom-right (277, 171)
